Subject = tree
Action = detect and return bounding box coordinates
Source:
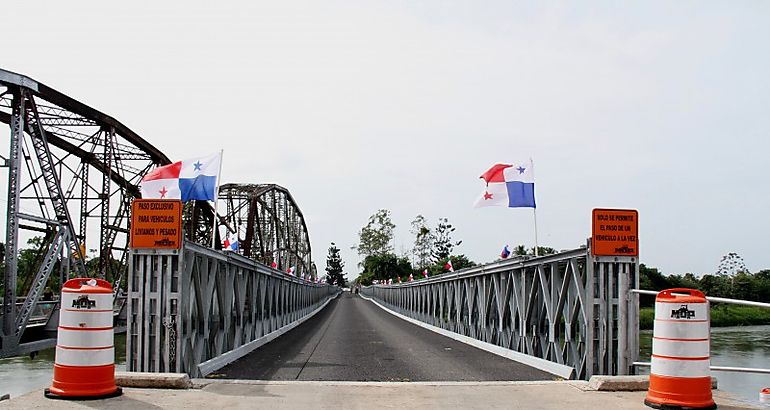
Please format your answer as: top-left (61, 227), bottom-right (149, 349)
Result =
top-left (431, 218), bottom-right (461, 262)
top-left (325, 242), bottom-right (346, 287)
top-left (427, 254), bottom-right (476, 276)
top-left (512, 244), bottom-right (556, 257)
top-left (716, 252), bottom-right (748, 276)
top-left (353, 209), bottom-right (395, 259)
top-left (357, 254), bottom-right (413, 285)
top-left (410, 215), bottom-right (433, 269)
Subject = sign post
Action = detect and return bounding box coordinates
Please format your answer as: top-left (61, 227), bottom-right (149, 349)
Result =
top-left (591, 208), bottom-right (638, 257)
top-left (130, 199), bottom-right (183, 249)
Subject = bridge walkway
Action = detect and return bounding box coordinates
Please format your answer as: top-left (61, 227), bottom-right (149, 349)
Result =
top-left (213, 292), bottom-right (553, 381)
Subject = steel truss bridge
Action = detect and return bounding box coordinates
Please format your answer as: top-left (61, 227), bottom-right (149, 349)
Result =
top-left (1, 67), bottom-right (640, 383)
top-left (0, 68), bottom-right (314, 358)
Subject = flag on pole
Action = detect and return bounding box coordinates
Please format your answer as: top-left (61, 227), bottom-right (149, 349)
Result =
top-left (397, 276), bottom-right (402, 283)
top-left (445, 260), bottom-right (454, 272)
top-left (223, 233), bottom-right (239, 251)
top-left (140, 152), bottom-right (223, 201)
top-left (408, 273), bottom-right (414, 282)
top-left (473, 161), bottom-right (535, 208)
top-left (287, 266), bottom-right (295, 276)
top-left (501, 245), bottom-right (511, 259)
top-left (422, 269), bottom-right (428, 279)
top-left (271, 261), bottom-right (277, 269)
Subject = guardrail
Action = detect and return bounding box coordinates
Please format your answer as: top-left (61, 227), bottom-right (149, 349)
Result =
top-left (361, 243), bottom-right (639, 380)
top-left (631, 289), bottom-right (770, 375)
top-left (127, 240), bottom-right (339, 377)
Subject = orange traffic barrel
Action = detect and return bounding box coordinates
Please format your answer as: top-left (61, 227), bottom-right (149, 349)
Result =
top-left (45, 278), bottom-right (122, 399)
top-left (645, 288), bottom-right (714, 409)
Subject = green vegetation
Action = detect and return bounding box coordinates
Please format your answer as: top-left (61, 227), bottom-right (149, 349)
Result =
top-left (324, 242), bottom-right (347, 287)
top-left (640, 305), bottom-right (770, 330)
top-left (639, 252), bottom-right (770, 328)
top-left (353, 210), bottom-right (475, 286)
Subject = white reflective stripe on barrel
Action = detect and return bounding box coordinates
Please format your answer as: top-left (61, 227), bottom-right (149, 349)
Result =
top-left (655, 301), bottom-right (709, 321)
top-left (653, 320), bottom-right (710, 340)
top-left (54, 346), bottom-right (114, 367)
top-left (57, 328), bottom-right (113, 349)
top-left (650, 356), bottom-right (710, 378)
top-left (59, 309), bottom-right (113, 329)
top-left (60, 292), bottom-right (113, 311)
top-left (652, 338), bottom-right (709, 358)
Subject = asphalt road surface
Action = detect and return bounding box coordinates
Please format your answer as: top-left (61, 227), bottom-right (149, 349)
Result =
top-left (213, 292), bottom-right (554, 381)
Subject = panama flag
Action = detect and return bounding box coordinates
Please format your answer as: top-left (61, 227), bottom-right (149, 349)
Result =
top-left (422, 269), bottom-right (428, 279)
top-left (271, 261), bottom-right (277, 269)
top-left (397, 276), bottom-right (402, 283)
top-left (287, 266), bottom-right (295, 276)
top-left (445, 260), bottom-right (454, 272)
top-left (408, 273), bottom-right (414, 282)
top-left (223, 233), bottom-right (239, 251)
top-left (140, 152), bottom-right (222, 201)
top-left (501, 245), bottom-right (511, 259)
top-left (473, 161), bottom-right (535, 208)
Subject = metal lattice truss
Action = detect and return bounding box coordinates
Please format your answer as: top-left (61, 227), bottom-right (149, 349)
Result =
top-left (127, 241), bottom-right (338, 376)
top-left (219, 184), bottom-right (313, 279)
top-left (361, 244), bottom-right (639, 380)
top-left (0, 69), bottom-right (173, 348)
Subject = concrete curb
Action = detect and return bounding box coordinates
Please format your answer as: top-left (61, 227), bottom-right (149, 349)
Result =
top-left (115, 372), bottom-right (192, 389)
top-left (585, 375), bottom-right (718, 392)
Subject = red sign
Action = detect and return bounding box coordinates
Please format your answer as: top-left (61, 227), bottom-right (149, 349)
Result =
top-left (591, 208), bottom-right (638, 256)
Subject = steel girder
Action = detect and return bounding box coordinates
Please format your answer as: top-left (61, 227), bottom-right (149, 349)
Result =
top-left (127, 241), bottom-right (338, 376)
top-left (219, 183), bottom-right (313, 279)
top-left (361, 243), bottom-right (640, 380)
top-left (0, 68), bottom-right (215, 357)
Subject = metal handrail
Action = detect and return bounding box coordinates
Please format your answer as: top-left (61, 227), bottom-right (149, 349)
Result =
top-left (631, 289), bottom-right (770, 309)
top-left (632, 288), bottom-right (770, 375)
top-left (632, 361), bottom-right (770, 374)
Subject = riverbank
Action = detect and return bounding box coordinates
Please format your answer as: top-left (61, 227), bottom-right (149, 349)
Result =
top-left (639, 305), bottom-right (770, 330)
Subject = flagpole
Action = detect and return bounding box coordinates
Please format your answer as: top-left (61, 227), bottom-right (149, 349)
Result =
top-left (210, 150), bottom-right (224, 249)
top-left (533, 207), bottom-right (539, 257)
top-left (530, 157), bottom-right (539, 257)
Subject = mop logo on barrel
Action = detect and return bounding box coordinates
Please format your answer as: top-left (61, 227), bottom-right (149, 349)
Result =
top-left (670, 304), bottom-right (696, 319)
top-left (72, 295), bottom-right (96, 309)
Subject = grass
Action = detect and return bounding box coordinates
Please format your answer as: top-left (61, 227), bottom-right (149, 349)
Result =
top-left (639, 305), bottom-right (770, 330)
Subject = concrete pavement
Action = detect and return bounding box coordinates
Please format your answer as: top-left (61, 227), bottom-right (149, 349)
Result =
top-left (0, 380), bottom-right (762, 410)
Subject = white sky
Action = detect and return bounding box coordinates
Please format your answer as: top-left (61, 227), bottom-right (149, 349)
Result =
top-left (2, 1), bottom-right (769, 278)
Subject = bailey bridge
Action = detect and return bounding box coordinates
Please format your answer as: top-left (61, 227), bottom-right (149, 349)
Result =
top-left (0, 68), bottom-right (640, 384)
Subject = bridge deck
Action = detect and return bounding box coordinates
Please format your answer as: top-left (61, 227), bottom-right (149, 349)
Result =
top-left (214, 292), bottom-right (554, 381)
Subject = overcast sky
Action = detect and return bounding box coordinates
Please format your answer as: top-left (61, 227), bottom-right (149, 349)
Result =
top-left (2, 1), bottom-right (769, 278)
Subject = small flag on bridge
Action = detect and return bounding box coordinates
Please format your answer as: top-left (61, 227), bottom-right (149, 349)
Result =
top-left (271, 261), bottom-right (277, 269)
top-left (408, 273), bottom-right (414, 282)
top-left (445, 260), bottom-right (454, 272)
top-left (422, 269), bottom-right (428, 279)
top-left (223, 233), bottom-right (239, 251)
top-left (140, 152), bottom-right (223, 202)
top-left (501, 245), bottom-right (511, 259)
top-left (473, 161), bottom-right (535, 208)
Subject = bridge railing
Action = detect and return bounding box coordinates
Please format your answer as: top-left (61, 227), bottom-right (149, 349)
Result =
top-left (631, 289), bottom-right (770, 375)
top-left (361, 242), bottom-right (639, 380)
top-left (127, 240), bottom-right (339, 377)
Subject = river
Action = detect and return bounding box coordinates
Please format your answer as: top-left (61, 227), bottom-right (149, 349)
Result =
top-left (0, 334), bottom-right (126, 399)
top-left (0, 327), bottom-right (768, 403)
top-left (639, 324), bottom-right (770, 404)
